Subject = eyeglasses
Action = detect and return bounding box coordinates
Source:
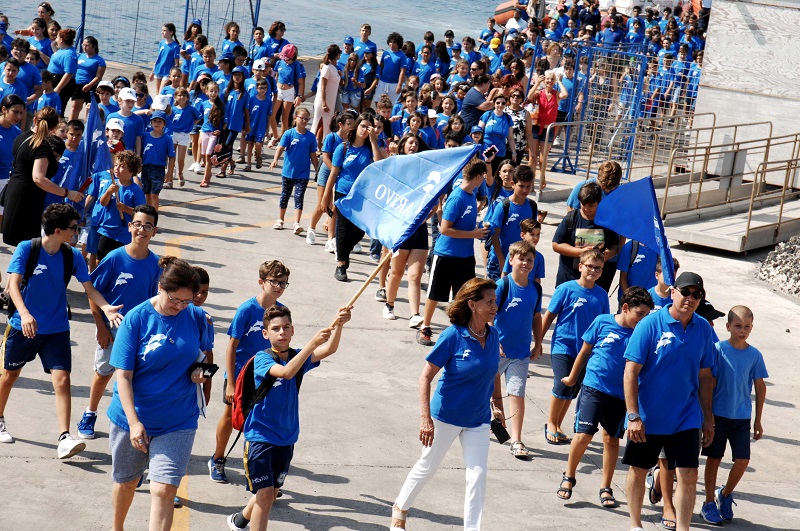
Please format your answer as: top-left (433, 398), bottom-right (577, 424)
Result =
top-left (677, 287), bottom-right (704, 300)
top-left (267, 279), bottom-right (290, 289)
top-left (165, 292), bottom-right (193, 306)
top-left (131, 221), bottom-right (156, 232)
top-left (510, 94), bottom-right (523, 99)
top-left (495, 100), bottom-right (506, 105)
top-left (64, 224), bottom-right (79, 232)
top-left (581, 263), bottom-right (603, 272)
top-left (470, 67), bottom-right (479, 71)
top-left (136, 93), bottom-right (146, 98)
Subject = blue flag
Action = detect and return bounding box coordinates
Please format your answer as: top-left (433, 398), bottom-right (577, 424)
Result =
top-left (80, 99), bottom-right (112, 180)
top-left (595, 176), bottom-right (676, 286)
top-left (336, 145), bottom-right (480, 251)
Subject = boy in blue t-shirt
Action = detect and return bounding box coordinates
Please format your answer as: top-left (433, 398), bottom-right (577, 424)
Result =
top-left (95, 150), bottom-right (147, 260)
top-left (700, 305), bottom-right (768, 524)
top-left (491, 241), bottom-right (543, 459)
top-left (647, 256), bottom-right (680, 313)
top-left (140, 111), bottom-right (175, 210)
top-left (502, 218), bottom-right (545, 284)
top-left (486, 165), bottom-right (537, 280)
top-left (541, 249), bottom-right (610, 445)
top-left (226, 305), bottom-right (351, 531)
top-left (107, 87), bottom-right (145, 156)
top-left (209, 260), bottom-right (290, 484)
top-left (36, 70), bottom-right (62, 114)
top-left (556, 287), bottom-right (653, 506)
top-left (0, 204), bottom-right (123, 456)
top-left (76, 205), bottom-right (161, 439)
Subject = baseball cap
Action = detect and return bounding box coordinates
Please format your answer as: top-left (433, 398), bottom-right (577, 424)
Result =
top-left (150, 110), bottom-right (168, 122)
top-left (106, 118), bottom-right (125, 131)
top-left (96, 81), bottom-right (114, 91)
top-left (427, 108), bottom-right (438, 118)
top-left (253, 59), bottom-right (267, 71)
top-left (696, 299), bottom-right (725, 321)
top-left (365, 43), bottom-right (378, 54)
top-left (232, 66), bottom-right (248, 75)
top-left (151, 94), bottom-right (171, 111)
top-left (218, 52), bottom-right (234, 63)
top-left (470, 125), bottom-right (483, 134)
top-left (344, 36), bottom-right (354, 45)
top-left (451, 42), bottom-right (462, 51)
top-left (191, 18), bottom-right (202, 27)
top-left (118, 87), bottom-right (137, 101)
top-left (674, 272), bottom-right (704, 290)
top-left (490, 37), bottom-right (501, 48)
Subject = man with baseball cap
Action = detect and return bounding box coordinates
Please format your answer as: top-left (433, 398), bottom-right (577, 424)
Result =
top-left (622, 271), bottom-right (716, 531)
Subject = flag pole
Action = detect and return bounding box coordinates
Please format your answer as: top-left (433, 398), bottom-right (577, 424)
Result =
top-left (329, 251), bottom-right (392, 327)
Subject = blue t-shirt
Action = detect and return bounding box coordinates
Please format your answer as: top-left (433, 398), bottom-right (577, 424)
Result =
top-left (199, 100), bottom-right (223, 133)
top-left (647, 286), bottom-right (672, 313)
top-left (332, 143), bottom-right (373, 195)
top-left (548, 280), bottom-right (610, 356)
top-left (249, 42), bottom-right (270, 64)
top-left (9, 62), bottom-right (41, 102)
top-left (279, 128), bottom-right (317, 180)
top-left (28, 37), bottom-right (52, 70)
top-left (433, 185), bottom-right (479, 258)
top-left (265, 37), bottom-right (290, 58)
top-left (581, 314), bottom-right (635, 399)
top-left (0, 77), bottom-right (28, 102)
top-left (44, 148), bottom-right (83, 208)
top-left (412, 60), bottom-right (435, 85)
top-left (354, 39), bottom-right (377, 59)
top-left (107, 300), bottom-right (210, 435)
top-left (213, 71), bottom-right (231, 94)
top-left (171, 104), bottom-right (202, 133)
top-left (7, 241), bottom-right (90, 334)
top-left (75, 53), bottom-right (106, 84)
top-left (142, 132), bottom-right (175, 166)
top-left (624, 305), bottom-right (716, 435)
top-left (494, 276), bottom-right (542, 359)
top-left (503, 245), bottom-right (544, 278)
top-left (153, 40), bottom-right (180, 77)
top-left (91, 246), bottom-right (160, 321)
top-left (107, 112), bottom-right (144, 153)
top-left (224, 89), bottom-right (249, 132)
top-left (712, 341), bottom-right (768, 419)
top-left (566, 177), bottom-right (609, 209)
top-left (97, 101), bottom-right (119, 118)
top-left (617, 241), bottom-right (658, 299)
top-left (180, 41), bottom-right (195, 74)
top-left (0, 123), bottom-right (22, 180)
top-left (486, 196), bottom-right (537, 259)
top-left (378, 49), bottom-right (406, 83)
top-left (274, 60), bottom-right (306, 90)
top-left (321, 131), bottom-right (345, 157)
top-left (221, 38), bottom-right (244, 56)
top-left (47, 47), bottom-right (78, 75)
top-left (244, 349), bottom-right (319, 445)
top-left (96, 180), bottom-right (147, 243)
top-left (247, 95), bottom-right (271, 140)
top-left (226, 297), bottom-right (284, 379)
top-left (427, 325), bottom-right (500, 428)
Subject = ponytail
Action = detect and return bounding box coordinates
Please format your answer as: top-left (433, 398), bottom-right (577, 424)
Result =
top-left (29, 107), bottom-right (59, 149)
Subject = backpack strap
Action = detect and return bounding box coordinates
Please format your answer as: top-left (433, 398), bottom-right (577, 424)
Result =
top-left (496, 276), bottom-right (512, 311)
top-left (24, 238), bottom-right (43, 284)
top-left (527, 198), bottom-right (538, 223)
top-left (629, 240), bottom-right (640, 268)
top-left (565, 208), bottom-right (579, 234)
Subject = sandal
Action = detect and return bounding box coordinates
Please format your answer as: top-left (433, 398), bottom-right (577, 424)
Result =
top-left (243, 164), bottom-right (252, 172)
top-left (599, 487), bottom-right (618, 508)
top-left (215, 171), bottom-right (226, 178)
top-left (556, 474), bottom-right (576, 500)
top-left (228, 163), bottom-right (235, 175)
top-left (390, 505), bottom-right (407, 530)
top-left (163, 182), bottom-right (173, 189)
top-left (178, 174), bottom-right (185, 187)
top-left (556, 431), bottom-right (571, 444)
top-left (647, 465), bottom-right (663, 505)
top-left (199, 180), bottom-right (210, 188)
top-left (510, 441), bottom-right (531, 459)
top-left (544, 424), bottom-right (560, 445)
top-left (255, 155), bottom-right (263, 169)
top-left (659, 517), bottom-right (677, 530)
top-left (273, 220), bottom-right (284, 230)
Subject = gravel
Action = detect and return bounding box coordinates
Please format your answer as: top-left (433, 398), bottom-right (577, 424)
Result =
top-left (757, 235), bottom-right (800, 295)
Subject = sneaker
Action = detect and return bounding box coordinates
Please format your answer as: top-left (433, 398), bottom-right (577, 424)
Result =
top-left (352, 243), bottom-right (362, 254)
top-left (375, 288), bottom-right (387, 302)
top-left (417, 326), bottom-right (434, 346)
top-left (293, 223), bottom-right (304, 235)
top-left (716, 486), bottom-right (736, 521)
top-left (208, 456), bottom-right (228, 483)
top-left (227, 513), bottom-right (247, 531)
top-left (57, 434), bottom-right (86, 459)
top-left (187, 162), bottom-right (197, 173)
top-left (334, 266), bottom-right (348, 282)
top-left (325, 239), bottom-right (336, 254)
top-left (173, 496), bottom-right (182, 508)
top-left (369, 253), bottom-right (381, 263)
top-left (77, 411), bottom-right (97, 439)
top-left (382, 304), bottom-right (396, 320)
top-left (409, 314), bottom-right (424, 329)
top-left (0, 418), bottom-right (14, 443)
top-left (194, 164), bottom-right (205, 175)
top-left (306, 228), bottom-right (316, 245)
top-left (701, 500), bottom-right (723, 525)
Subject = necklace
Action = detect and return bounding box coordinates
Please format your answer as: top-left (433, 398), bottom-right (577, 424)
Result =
top-left (154, 303), bottom-right (176, 344)
top-left (467, 323), bottom-right (486, 337)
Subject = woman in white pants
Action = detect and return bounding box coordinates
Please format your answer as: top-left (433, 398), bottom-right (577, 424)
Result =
top-left (392, 278), bottom-right (500, 531)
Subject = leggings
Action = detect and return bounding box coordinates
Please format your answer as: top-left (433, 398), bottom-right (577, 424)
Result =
top-left (335, 192), bottom-right (365, 265)
top-left (279, 177), bottom-right (309, 210)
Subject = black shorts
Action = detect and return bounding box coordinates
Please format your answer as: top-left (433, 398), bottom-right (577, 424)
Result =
top-left (398, 224), bottom-right (429, 251)
top-left (243, 441), bottom-right (293, 493)
top-left (556, 110), bottom-right (569, 123)
top-left (701, 416), bottom-right (751, 461)
top-left (623, 428), bottom-right (701, 470)
top-left (71, 84), bottom-right (92, 102)
top-left (574, 385), bottom-right (626, 438)
top-left (427, 255), bottom-right (475, 302)
top-left (551, 353), bottom-right (584, 399)
top-left (533, 124), bottom-right (554, 143)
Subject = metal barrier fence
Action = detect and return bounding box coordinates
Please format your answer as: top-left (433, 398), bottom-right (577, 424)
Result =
top-left (744, 158), bottom-right (800, 249)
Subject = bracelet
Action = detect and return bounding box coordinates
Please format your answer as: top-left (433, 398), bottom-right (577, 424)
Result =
top-left (61, 188), bottom-right (69, 198)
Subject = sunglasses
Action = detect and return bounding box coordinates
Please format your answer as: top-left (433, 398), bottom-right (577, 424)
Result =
top-left (136, 93), bottom-right (146, 99)
top-left (678, 287), bottom-right (704, 300)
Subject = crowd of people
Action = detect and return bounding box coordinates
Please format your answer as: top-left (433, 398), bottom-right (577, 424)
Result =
top-left (0, 2), bottom-right (772, 531)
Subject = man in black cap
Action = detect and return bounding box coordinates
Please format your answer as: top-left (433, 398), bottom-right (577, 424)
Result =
top-left (621, 272), bottom-right (716, 531)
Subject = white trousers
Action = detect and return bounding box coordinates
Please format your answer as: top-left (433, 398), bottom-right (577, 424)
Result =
top-left (395, 418), bottom-right (490, 530)
top-left (375, 80), bottom-right (400, 104)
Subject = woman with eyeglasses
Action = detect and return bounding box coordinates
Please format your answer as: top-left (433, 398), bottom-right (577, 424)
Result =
top-left (479, 93), bottom-right (516, 173)
top-left (505, 88), bottom-right (532, 166)
top-left (108, 256), bottom-right (212, 531)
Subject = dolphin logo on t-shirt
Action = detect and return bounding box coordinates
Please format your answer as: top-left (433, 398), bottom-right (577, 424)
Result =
top-left (599, 332), bottom-right (621, 346)
top-left (245, 321), bottom-right (262, 336)
top-left (115, 272), bottom-right (134, 287)
top-left (33, 265), bottom-right (47, 276)
top-left (634, 254), bottom-right (645, 264)
top-left (461, 348), bottom-right (471, 360)
top-left (572, 297), bottom-right (588, 310)
top-left (506, 297), bottom-right (522, 309)
top-left (655, 332), bottom-right (676, 354)
top-left (461, 205), bottom-right (473, 218)
top-left (142, 334), bottom-right (168, 360)
top-left (506, 213), bottom-right (519, 225)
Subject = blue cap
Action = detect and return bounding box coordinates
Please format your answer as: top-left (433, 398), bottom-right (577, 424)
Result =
top-left (451, 42), bottom-right (462, 51)
top-left (150, 110), bottom-right (168, 122)
top-left (508, 28), bottom-right (519, 34)
top-left (219, 52), bottom-right (234, 62)
top-left (343, 36), bottom-right (354, 45)
top-left (0, 21), bottom-right (7, 34)
top-left (191, 18), bottom-right (202, 27)
top-left (417, 106), bottom-right (428, 115)
top-left (232, 66), bottom-right (248, 75)
top-left (365, 43), bottom-right (378, 54)
top-left (470, 125), bottom-right (483, 134)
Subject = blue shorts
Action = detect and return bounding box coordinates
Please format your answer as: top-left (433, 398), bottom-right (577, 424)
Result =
top-left (86, 223), bottom-right (100, 254)
top-left (140, 164), bottom-right (166, 195)
top-left (701, 416), bottom-right (751, 461)
top-left (244, 441), bottom-right (294, 493)
top-left (191, 122), bottom-right (201, 135)
top-left (245, 131), bottom-right (266, 143)
top-left (551, 353), bottom-right (584, 399)
top-left (316, 163), bottom-right (331, 188)
top-left (574, 385), bottom-right (626, 438)
top-left (3, 327), bottom-right (72, 373)
top-left (341, 90), bottom-right (362, 107)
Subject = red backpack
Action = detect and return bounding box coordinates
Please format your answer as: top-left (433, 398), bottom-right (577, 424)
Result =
top-left (227, 349), bottom-right (304, 456)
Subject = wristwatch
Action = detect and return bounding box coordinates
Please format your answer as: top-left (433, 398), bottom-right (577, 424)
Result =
top-left (627, 412), bottom-right (641, 422)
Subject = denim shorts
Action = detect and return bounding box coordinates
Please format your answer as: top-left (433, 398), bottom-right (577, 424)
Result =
top-left (109, 422), bottom-right (196, 486)
top-left (341, 90), bottom-right (362, 107)
top-left (498, 356), bottom-right (530, 396)
top-left (93, 326), bottom-right (119, 376)
top-left (140, 164), bottom-right (166, 195)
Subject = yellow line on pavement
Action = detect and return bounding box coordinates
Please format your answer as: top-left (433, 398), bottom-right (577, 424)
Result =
top-left (173, 475), bottom-right (190, 526)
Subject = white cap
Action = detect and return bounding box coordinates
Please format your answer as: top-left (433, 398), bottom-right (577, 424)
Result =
top-left (427, 108), bottom-right (438, 118)
top-left (253, 59), bottom-right (266, 71)
top-left (107, 118), bottom-right (125, 131)
top-left (118, 87), bottom-right (137, 101)
top-left (97, 80), bottom-right (113, 90)
top-left (151, 94), bottom-right (171, 111)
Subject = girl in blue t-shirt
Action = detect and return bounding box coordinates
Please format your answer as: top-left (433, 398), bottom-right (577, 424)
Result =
top-left (217, 67), bottom-right (249, 177)
top-left (243, 79), bottom-right (272, 172)
top-left (310, 112), bottom-right (352, 249)
top-left (26, 18), bottom-right (52, 71)
top-left (170, 87), bottom-right (201, 186)
top-left (221, 22), bottom-right (244, 57)
top-left (0, 95), bottom-right (24, 181)
top-left (322, 113), bottom-right (386, 282)
top-left (151, 23), bottom-right (180, 93)
top-left (70, 36), bottom-right (105, 121)
top-left (198, 81), bottom-right (225, 187)
top-left (47, 28), bottom-right (78, 116)
top-left (180, 19), bottom-right (202, 85)
top-left (361, 49), bottom-right (379, 109)
top-left (269, 107), bottom-right (318, 234)
top-left (270, 44), bottom-right (306, 145)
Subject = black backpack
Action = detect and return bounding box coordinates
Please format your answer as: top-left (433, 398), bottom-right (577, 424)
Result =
top-left (484, 197), bottom-right (539, 251)
top-left (4, 238), bottom-right (74, 317)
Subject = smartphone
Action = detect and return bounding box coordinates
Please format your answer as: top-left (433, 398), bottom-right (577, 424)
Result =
top-left (483, 145), bottom-right (498, 159)
top-left (189, 362), bottom-right (219, 379)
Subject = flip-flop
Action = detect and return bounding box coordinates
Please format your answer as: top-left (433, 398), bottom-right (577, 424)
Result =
top-left (556, 431), bottom-right (571, 444)
top-left (659, 518), bottom-right (677, 530)
top-left (544, 424), bottom-right (560, 445)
